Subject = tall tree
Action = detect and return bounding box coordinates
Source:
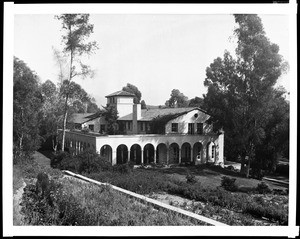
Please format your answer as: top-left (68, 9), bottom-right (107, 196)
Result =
top-left (203, 14), bottom-right (287, 177)
top-left (165, 89), bottom-right (189, 108)
top-left (55, 14), bottom-right (98, 151)
top-left (13, 57), bottom-right (43, 157)
top-left (122, 83), bottom-right (142, 104)
top-left (188, 96), bottom-right (204, 108)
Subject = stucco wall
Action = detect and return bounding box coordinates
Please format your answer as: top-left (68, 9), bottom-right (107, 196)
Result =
top-left (165, 109), bottom-right (212, 134)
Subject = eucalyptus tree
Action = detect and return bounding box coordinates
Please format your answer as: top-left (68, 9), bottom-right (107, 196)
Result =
top-left (55, 14), bottom-right (98, 151)
top-left (13, 57), bottom-right (43, 158)
top-left (203, 14), bottom-right (288, 176)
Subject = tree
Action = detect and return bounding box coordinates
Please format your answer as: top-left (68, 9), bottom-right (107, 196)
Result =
top-left (102, 105), bottom-right (119, 135)
top-left (140, 100), bottom-right (147, 109)
top-left (39, 79), bottom-right (62, 151)
top-left (55, 14), bottom-right (98, 151)
top-left (188, 96), bottom-right (204, 108)
top-left (13, 57), bottom-right (43, 158)
top-left (165, 89), bottom-right (189, 108)
top-left (122, 83), bottom-right (142, 104)
top-left (203, 14), bottom-right (287, 177)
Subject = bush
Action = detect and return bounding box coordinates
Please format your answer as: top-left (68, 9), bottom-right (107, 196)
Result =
top-left (220, 176), bottom-right (238, 192)
top-left (255, 182), bottom-right (272, 194)
top-left (51, 149), bottom-right (112, 174)
top-left (186, 170), bottom-right (197, 184)
top-left (113, 163), bottom-right (133, 174)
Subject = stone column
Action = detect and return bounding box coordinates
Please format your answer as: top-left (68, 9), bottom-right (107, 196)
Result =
top-left (190, 147), bottom-right (193, 163)
top-left (178, 148), bottom-right (182, 164)
top-left (141, 150), bottom-right (144, 165)
top-left (166, 148), bottom-right (169, 165)
top-left (154, 149), bottom-right (157, 164)
top-left (112, 150), bottom-right (117, 165)
top-left (128, 150), bottom-right (131, 163)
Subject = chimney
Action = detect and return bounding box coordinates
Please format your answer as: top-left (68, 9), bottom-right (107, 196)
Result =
top-left (132, 104), bottom-right (141, 134)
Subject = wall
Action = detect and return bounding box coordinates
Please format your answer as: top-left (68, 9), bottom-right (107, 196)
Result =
top-left (165, 109), bottom-right (211, 134)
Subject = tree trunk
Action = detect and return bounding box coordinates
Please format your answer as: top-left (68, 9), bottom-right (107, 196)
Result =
top-left (61, 95), bottom-right (69, 152)
top-left (61, 48), bottom-right (73, 152)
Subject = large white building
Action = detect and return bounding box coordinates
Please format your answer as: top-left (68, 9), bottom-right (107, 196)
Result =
top-left (63, 90), bottom-right (224, 166)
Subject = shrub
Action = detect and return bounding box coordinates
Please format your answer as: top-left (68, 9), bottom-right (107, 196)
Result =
top-left (186, 170), bottom-right (197, 184)
top-left (220, 176), bottom-right (238, 192)
top-left (255, 182), bottom-right (272, 194)
top-left (51, 149), bottom-right (112, 174)
top-left (113, 163), bottom-right (133, 174)
top-left (275, 164), bottom-right (289, 176)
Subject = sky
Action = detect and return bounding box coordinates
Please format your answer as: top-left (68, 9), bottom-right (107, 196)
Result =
top-left (14, 13), bottom-right (290, 108)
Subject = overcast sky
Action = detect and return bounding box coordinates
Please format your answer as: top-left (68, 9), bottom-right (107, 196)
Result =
top-left (14, 13), bottom-right (290, 107)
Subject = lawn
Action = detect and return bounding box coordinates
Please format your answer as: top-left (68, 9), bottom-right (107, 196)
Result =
top-left (153, 164), bottom-right (288, 191)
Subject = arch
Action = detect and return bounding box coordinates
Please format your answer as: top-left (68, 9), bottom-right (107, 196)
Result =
top-left (207, 142), bottom-right (216, 163)
top-left (117, 144), bottom-right (128, 164)
top-left (169, 143), bottom-right (180, 164)
top-left (181, 142), bottom-right (191, 163)
top-left (100, 145), bottom-right (112, 163)
top-left (130, 144), bottom-right (142, 165)
top-left (193, 142), bottom-right (203, 164)
top-left (156, 143), bottom-right (167, 164)
top-left (143, 144), bottom-right (155, 164)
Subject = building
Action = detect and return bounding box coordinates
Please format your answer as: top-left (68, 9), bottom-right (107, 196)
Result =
top-left (63, 90), bottom-right (224, 166)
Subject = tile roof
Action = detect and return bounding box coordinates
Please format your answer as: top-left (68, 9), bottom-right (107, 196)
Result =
top-left (118, 107), bottom-right (205, 121)
top-left (105, 90), bottom-right (136, 98)
top-left (68, 113), bottom-right (95, 124)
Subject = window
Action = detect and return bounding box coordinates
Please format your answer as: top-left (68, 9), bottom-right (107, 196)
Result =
top-left (100, 124), bottom-right (106, 133)
top-left (146, 123), bottom-right (151, 132)
top-left (88, 124), bottom-right (94, 131)
top-left (188, 123), bottom-right (194, 134)
top-left (212, 145), bottom-right (215, 158)
top-left (127, 121), bottom-right (131, 130)
top-left (140, 122), bottom-right (144, 131)
top-left (197, 123), bottom-right (203, 134)
top-left (172, 123), bottom-right (178, 132)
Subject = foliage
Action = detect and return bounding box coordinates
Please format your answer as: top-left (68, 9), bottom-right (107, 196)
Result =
top-left (255, 182), bottom-right (272, 194)
top-left (20, 173), bottom-right (200, 226)
top-left (186, 170), bottom-right (197, 184)
top-left (122, 83), bottom-right (142, 104)
top-left (102, 104), bottom-right (119, 134)
top-left (151, 113), bottom-right (183, 134)
top-left (221, 176), bottom-right (238, 192)
top-left (165, 89), bottom-right (189, 108)
top-left (13, 57), bottom-right (43, 156)
top-left (51, 149), bottom-right (112, 174)
top-left (188, 96), bottom-right (204, 108)
top-left (141, 100), bottom-right (147, 109)
top-left (203, 14), bottom-right (289, 176)
top-left (55, 14), bottom-right (98, 151)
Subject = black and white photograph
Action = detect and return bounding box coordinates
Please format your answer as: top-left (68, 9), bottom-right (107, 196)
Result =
top-left (3, 2), bottom-right (298, 237)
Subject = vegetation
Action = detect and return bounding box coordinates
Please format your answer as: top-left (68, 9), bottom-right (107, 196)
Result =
top-left (165, 89), bottom-right (189, 108)
top-left (51, 151), bottom-right (288, 225)
top-left (13, 57), bottom-right (43, 158)
top-left (202, 14), bottom-right (289, 176)
top-left (122, 83), bottom-right (142, 104)
top-left (55, 14), bottom-right (99, 151)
